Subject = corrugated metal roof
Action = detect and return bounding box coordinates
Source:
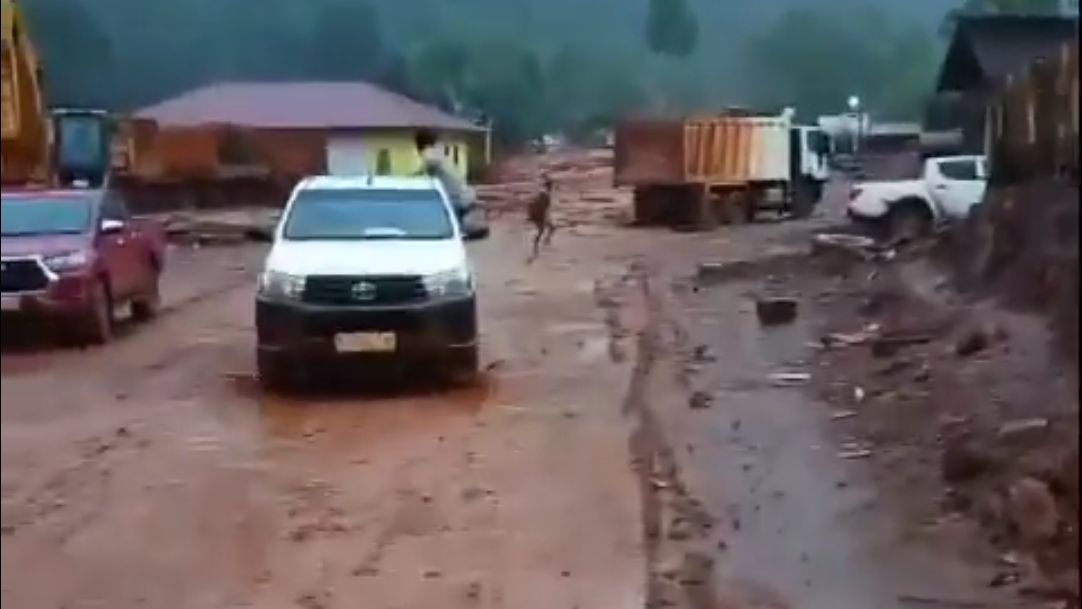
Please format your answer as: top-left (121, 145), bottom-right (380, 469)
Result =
top-left (938, 15), bottom-right (1079, 91)
top-left (136, 81), bottom-right (486, 132)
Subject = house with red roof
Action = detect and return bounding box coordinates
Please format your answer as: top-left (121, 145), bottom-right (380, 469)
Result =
top-left (136, 81), bottom-right (489, 178)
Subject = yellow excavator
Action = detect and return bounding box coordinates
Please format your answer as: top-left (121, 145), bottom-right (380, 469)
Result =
top-left (2, 0), bottom-right (116, 187)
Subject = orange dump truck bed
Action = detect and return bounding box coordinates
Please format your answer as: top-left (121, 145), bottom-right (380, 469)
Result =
top-left (614, 115), bottom-right (792, 188)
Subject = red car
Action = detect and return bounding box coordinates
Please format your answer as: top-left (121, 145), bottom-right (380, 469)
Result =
top-left (1, 187), bottom-right (166, 344)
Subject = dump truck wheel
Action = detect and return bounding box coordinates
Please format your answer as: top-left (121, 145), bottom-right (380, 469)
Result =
top-left (790, 181), bottom-right (816, 219)
top-left (691, 189), bottom-right (719, 231)
top-left (633, 188), bottom-right (664, 225)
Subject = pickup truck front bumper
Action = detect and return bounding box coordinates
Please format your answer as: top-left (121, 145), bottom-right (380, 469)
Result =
top-left (255, 295), bottom-right (478, 363)
top-left (0, 257), bottom-right (96, 318)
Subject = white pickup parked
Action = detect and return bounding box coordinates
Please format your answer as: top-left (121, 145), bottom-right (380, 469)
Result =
top-left (846, 155), bottom-right (987, 239)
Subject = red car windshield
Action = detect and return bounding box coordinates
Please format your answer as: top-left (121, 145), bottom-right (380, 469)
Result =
top-left (0, 194), bottom-right (94, 237)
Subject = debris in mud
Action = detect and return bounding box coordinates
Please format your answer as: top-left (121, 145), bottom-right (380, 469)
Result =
top-left (1007, 477), bottom-right (1060, 547)
top-left (995, 418), bottom-right (1051, 444)
top-left (768, 371), bottom-right (812, 387)
top-left (956, 328), bottom-right (992, 357)
top-left (676, 551), bottom-right (715, 587)
top-left (853, 386), bottom-right (867, 403)
top-left (831, 410), bottom-right (858, 421)
top-left (871, 333), bottom-right (935, 358)
top-left (688, 390), bottom-right (714, 410)
top-left (988, 571), bottom-right (1022, 588)
top-left (812, 232), bottom-right (892, 262)
top-left (755, 297), bottom-right (799, 326)
top-left (821, 323), bottom-right (881, 348)
top-left (942, 438), bottom-right (1002, 484)
top-left (838, 448), bottom-right (874, 460)
top-left (692, 344), bottom-right (715, 362)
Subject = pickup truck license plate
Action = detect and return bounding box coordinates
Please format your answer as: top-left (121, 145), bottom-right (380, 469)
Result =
top-left (334, 331), bottom-right (396, 353)
top-left (0, 296), bottom-right (21, 312)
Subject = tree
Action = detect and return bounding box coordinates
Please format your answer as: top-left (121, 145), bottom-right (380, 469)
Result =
top-left (748, 6), bottom-right (938, 120)
top-left (20, 0), bottom-right (115, 106)
top-left (645, 0), bottom-right (698, 58)
top-left (307, 2), bottom-right (385, 80)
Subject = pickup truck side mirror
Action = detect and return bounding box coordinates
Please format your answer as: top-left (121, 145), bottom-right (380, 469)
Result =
top-left (459, 208), bottom-right (490, 241)
top-left (464, 223), bottom-right (490, 241)
top-left (100, 218), bottom-right (126, 235)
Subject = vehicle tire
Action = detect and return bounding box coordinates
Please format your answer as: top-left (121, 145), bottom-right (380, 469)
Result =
top-left (719, 191), bottom-right (752, 225)
top-left (448, 345), bottom-right (480, 386)
top-left (691, 189), bottom-right (719, 231)
top-left (131, 273), bottom-right (161, 322)
top-left (633, 188), bottom-right (663, 226)
top-left (888, 200), bottom-right (933, 243)
top-left (81, 280), bottom-right (114, 346)
top-left (790, 180), bottom-right (817, 219)
top-left (257, 350), bottom-right (296, 394)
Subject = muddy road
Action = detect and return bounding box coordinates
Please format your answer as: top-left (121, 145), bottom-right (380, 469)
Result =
top-left (2, 174), bottom-right (1048, 608)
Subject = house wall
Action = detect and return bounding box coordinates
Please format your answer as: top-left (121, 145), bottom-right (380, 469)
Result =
top-left (326, 129), bottom-right (474, 179)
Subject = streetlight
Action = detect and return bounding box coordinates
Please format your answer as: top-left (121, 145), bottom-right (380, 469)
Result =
top-left (847, 95), bottom-right (863, 155)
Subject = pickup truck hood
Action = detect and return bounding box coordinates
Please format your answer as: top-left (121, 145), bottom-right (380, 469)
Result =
top-left (0, 233), bottom-right (91, 258)
top-left (848, 179), bottom-right (929, 220)
top-left (265, 239), bottom-right (468, 277)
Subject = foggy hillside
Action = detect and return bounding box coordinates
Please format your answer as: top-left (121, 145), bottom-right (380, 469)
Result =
top-left (20, 0), bottom-right (977, 140)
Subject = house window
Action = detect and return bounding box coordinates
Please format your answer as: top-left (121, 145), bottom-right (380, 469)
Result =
top-left (376, 149), bottom-right (392, 175)
top-left (453, 145), bottom-right (460, 166)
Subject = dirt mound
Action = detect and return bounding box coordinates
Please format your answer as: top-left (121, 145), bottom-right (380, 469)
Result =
top-left (947, 178), bottom-right (1079, 363)
top-left (805, 176), bottom-right (1080, 602)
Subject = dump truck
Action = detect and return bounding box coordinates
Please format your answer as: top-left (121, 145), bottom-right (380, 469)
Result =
top-left (614, 109), bottom-right (831, 228)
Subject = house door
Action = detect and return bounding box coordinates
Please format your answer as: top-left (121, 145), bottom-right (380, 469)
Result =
top-left (326, 137), bottom-right (369, 175)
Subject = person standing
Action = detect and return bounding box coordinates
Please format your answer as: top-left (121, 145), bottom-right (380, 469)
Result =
top-left (414, 129), bottom-right (476, 216)
top-left (527, 174), bottom-right (556, 262)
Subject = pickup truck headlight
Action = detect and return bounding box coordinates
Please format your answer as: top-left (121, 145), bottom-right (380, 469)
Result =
top-left (42, 250), bottom-right (90, 272)
top-left (258, 270), bottom-right (305, 300)
top-left (424, 267), bottom-right (473, 299)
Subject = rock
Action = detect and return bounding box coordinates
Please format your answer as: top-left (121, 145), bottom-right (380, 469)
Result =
top-left (668, 517), bottom-right (695, 541)
top-left (676, 552), bottom-right (715, 586)
top-left (755, 297), bottom-right (799, 326)
top-left (1007, 477), bottom-right (1060, 546)
top-left (688, 391), bottom-right (713, 410)
top-left (465, 580), bottom-right (482, 600)
top-left (996, 418), bottom-right (1050, 444)
top-left (942, 438), bottom-right (1000, 484)
top-left (955, 328), bottom-right (990, 357)
top-left (692, 344), bottom-right (715, 362)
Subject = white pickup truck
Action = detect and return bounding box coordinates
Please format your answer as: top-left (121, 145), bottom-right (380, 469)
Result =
top-left (846, 155), bottom-right (987, 239)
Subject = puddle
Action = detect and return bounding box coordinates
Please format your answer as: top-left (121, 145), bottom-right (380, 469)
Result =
top-left (225, 369), bottom-right (499, 454)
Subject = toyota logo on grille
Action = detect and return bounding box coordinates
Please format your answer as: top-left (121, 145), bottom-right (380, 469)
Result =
top-left (350, 281), bottom-right (377, 301)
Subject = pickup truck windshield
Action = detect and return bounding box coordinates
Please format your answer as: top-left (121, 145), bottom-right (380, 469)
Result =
top-left (284, 188), bottom-right (454, 241)
top-left (0, 195), bottom-right (93, 236)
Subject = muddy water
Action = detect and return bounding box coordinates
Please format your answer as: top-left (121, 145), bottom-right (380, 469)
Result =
top-left (665, 278), bottom-right (1008, 609)
top-left (1, 222), bottom-right (646, 609)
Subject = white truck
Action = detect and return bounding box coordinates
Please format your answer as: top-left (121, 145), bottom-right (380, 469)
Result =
top-left (846, 155), bottom-right (987, 239)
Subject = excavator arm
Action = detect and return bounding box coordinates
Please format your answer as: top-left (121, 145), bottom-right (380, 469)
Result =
top-left (1, 0), bottom-right (49, 184)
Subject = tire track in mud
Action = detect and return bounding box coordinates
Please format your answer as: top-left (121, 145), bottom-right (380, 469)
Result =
top-left (599, 260), bottom-right (722, 609)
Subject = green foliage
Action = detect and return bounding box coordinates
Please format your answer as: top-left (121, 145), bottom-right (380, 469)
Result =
top-left (747, 5), bottom-right (940, 120)
top-left (646, 0), bottom-right (699, 57)
top-left (19, 0), bottom-right (958, 142)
